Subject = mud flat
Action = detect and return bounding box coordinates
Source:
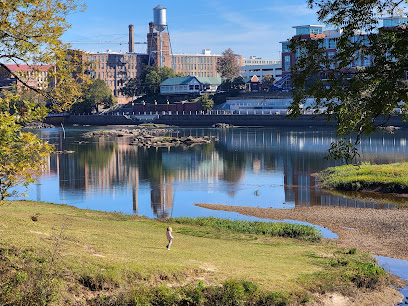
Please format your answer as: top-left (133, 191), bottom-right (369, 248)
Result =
top-left (195, 203), bottom-right (408, 261)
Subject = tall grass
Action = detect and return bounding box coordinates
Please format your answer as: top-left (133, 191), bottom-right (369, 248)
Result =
top-left (171, 217), bottom-right (322, 242)
top-left (320, 162), bottom-right (408, 193)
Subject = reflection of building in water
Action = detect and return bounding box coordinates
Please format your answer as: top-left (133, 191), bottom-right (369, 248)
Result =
top-left (163, 151), bottom-right (224, 183)
top-left (150, 175), bottom-right (174, 219)
top-left (218, 128), bottom-right (408, 208)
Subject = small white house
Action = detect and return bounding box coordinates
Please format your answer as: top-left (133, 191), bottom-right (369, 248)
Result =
top-left (160, 76), bottom-right (221, 95)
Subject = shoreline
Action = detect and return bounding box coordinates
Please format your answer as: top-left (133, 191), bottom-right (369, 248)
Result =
top-left (195, 203), bottom-right (408, 261)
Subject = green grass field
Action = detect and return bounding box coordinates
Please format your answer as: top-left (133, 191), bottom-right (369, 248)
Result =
top-left (319, 162), bottom-right (408, 193)
top-left (0, 200), bottom-right (393, 305)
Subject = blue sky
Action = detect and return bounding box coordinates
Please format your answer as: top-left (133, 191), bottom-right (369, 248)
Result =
top-left (62, 0), bottom-right (320, 59)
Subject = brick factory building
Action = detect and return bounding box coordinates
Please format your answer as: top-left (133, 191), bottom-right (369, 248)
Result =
top-left (0, 64), bottom-right (54, 91)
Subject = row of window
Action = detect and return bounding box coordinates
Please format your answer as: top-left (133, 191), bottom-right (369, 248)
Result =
top-left (243, 60), bottom-right (280, 65)
top-left (88, 71), bottom-right (139, 79)
top-left (171, 56), bottom-right (214, 64)
top-left (284, 52), bottom-right (373, 71)
top-left (161, 84), bottom-right (201, 92)
top-left (172, 63), bottom-right (214, 71)
top-left (85, 55), bottom-right (144, 64)
top-left (296, 26), bottom-right (323, 35)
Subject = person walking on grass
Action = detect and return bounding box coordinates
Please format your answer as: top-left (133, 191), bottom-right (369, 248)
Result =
top-left (166, 226), bottom-right (174, 250)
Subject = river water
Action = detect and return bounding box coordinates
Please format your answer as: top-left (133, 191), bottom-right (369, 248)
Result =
top-left (22, 126), bottom-right (408, 218)
top-left (21, 126), bottom-right (408, 302)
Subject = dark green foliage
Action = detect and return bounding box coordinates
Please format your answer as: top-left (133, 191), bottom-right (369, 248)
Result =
top-left (171, 217), bottom-right (322, 242)
top-left (220, 77), bottom-right (245, 92)
top-left (71, 78), bottom-right (116, 113)
top-left (199, 94), bottom-right (214, 111)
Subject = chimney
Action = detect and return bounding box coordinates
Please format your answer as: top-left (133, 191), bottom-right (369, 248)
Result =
top-left (128, 24), bottom-right (134, 53)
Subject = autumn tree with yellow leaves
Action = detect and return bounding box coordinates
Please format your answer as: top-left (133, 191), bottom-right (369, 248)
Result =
top-left (0, 0), bottom-right (84, 199)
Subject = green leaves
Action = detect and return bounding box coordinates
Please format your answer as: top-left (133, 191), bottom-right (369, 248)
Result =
top-left (199, 94), bottom-right (214, 111)
top-left (71, 78), bottom-right (116, 113)
top-left (0, 0), bottom-right (85, 110)
top-left (0, 94), bottom-right (52, 200)
top-left (290, 0), bottom-right (408, 162)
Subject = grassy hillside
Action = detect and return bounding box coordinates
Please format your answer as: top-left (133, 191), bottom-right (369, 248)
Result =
top-left (0, 200), bottom-right (395, 305)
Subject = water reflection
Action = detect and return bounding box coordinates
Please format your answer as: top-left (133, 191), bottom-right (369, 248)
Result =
top-left (25, 127), bottom-right (408, 218)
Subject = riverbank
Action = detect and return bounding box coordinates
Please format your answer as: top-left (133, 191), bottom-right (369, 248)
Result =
top-left (1, 200), bottom-right (404, 305)
top-left (319, 162), bottom-right (408, 194)
top-left (195, 203), bottom-right (408, 261)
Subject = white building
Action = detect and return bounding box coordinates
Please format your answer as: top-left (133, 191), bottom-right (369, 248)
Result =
top-left (160, 76), bottom-right (222, 95)
top-left (240, 56), bottom-right (282, 82)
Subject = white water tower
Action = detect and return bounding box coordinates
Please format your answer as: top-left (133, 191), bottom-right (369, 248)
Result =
top-left (153, 5), bottom-right (167, 32)
top-left (148, 5), bottom-right (171, 67)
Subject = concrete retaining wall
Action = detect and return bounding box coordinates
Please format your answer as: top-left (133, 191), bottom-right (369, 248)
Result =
top-left (45, 114), bottom-right (408, 128)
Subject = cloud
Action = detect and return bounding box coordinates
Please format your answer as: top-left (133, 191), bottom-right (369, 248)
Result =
top-left (263, 4), bottom-right (316, 17)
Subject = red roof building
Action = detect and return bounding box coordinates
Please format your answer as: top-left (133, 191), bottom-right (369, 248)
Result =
top-left (0, 64), bottom-right (54, 90)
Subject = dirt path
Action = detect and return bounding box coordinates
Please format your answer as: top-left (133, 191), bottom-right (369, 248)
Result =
top-left (195, 203), bottom-right (408, 261)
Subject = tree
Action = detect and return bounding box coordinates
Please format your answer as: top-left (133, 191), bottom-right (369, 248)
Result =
top-left (120, 77), bottom-right (142, 100)
top-left (0, 93), bottom-right (52, 200)
top-left (262, 74), bottom-right (276, 89)
top-left (0, 0), bottom-right (83, 200)
top-left (216, 48), bottom-right (240, 80)
top-left (200, 94), bottom-right (214, 111)
top-left (72, 79), bottom-right (116, 113)
top-left (221, 76), bottom-right (245, 92)
top-left (289, 0), bottom-right (408, 162)
top-left (1, 0), bottom-right (85, 109)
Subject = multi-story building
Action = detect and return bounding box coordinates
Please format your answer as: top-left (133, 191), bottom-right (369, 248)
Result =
top-left (280, 15), bottom-right (408, 89)
top-left (170, 49), bottom-right (242, 78)
top-left (0, 64), bottom-right (54, 90)
top-left (75, 50), bottom-right (149, 103)
top-left (240, 56), bottom-right (282, 82)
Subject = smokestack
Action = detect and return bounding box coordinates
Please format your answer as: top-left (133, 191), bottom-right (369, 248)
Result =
top-left (128, 24), bottom-right (134, 53)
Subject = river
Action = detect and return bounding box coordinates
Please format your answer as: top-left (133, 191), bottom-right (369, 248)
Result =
top-left (21, 126), bottom-right (408, 218)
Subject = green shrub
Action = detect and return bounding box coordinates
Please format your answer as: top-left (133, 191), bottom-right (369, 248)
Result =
top-left (171, 217), bottom-right (322, 242)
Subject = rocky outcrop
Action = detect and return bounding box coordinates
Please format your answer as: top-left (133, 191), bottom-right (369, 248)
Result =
top-left (82, 128), bottom-right (172, 138)
top-left (23, 121), bottom-right (55, 129)
top-left (129, 135), bottom-right (216, 148)
top-left (82, 128), bottom-right (217, 148)
top-left (212, 123), bottom-right (234, 128)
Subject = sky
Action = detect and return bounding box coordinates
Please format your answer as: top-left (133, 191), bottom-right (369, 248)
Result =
top-left (62, 0), bottom-right (320, 59)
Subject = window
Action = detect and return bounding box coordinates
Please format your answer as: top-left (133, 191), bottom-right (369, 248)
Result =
top-left (284, 55), bottom-right (291, 71)
top-left (282, 42), bottom-right (290, 53)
